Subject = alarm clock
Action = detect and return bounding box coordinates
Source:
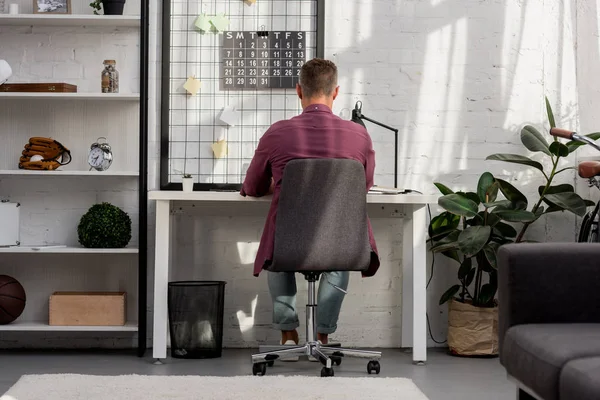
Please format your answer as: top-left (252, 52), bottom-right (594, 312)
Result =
top-left (88, 137), bottom-right (113, 171)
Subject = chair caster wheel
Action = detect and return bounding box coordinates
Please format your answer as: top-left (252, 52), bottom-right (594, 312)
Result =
top-left (253, 363), bottom-right (267, 376)
top-left (331, 355), bottom-right (342, 366)
top-left (321, 367), bottom-right (334, 377)
top-left (367, 360), bottom-right (380, 374)
top-left (267, 360), bottom-right (274, 367)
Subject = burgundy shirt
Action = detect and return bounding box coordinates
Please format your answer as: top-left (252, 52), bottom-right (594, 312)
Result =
top-left (240, 103), bottom-right (380, 277)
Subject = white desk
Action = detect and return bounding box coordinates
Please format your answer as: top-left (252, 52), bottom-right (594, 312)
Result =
top-left (148, 190), bottom-right (437, 364)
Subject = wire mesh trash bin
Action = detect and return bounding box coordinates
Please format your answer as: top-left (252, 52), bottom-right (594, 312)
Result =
top-left (168, 281), bottom-right (227, 359)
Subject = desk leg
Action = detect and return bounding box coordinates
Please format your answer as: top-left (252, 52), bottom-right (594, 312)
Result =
top-left (152, 200), bottom-right (171, 361)
top-left (402, 205), bottom-right (427, 364)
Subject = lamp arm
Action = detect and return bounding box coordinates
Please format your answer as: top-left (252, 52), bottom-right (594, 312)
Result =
top-left (359, 114), bottom-right (398, 134)
top-left (359, 114), bottom-right (399, 189)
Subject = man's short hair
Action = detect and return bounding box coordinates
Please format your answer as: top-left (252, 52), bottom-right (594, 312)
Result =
top-left (299, 58), bottom-right (338, 99)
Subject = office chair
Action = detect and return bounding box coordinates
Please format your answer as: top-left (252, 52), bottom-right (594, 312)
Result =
top-left (251, 158), bottom-right (382, 377)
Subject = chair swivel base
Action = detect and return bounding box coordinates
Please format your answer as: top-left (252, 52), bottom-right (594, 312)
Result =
top-left (251, 340), bottom-right (382, 377)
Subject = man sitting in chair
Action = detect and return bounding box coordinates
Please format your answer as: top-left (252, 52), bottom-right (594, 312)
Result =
top-left (240, 58), bottom-right (380, 352)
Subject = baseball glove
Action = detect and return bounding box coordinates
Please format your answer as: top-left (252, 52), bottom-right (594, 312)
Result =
top-left (18, 137), bottom-right (72, 170)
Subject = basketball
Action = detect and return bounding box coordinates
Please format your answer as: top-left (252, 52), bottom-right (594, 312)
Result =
top-left (0, 275), bottom-right (26, 324)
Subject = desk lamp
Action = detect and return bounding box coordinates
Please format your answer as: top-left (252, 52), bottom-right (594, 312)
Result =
top-left (351, 101), bottom-right (399, 189)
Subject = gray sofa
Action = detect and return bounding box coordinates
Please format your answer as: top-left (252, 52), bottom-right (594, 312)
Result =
top-left (498, 243), bottom-right (600, 400)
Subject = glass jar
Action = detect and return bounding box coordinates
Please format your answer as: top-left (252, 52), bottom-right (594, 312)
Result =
top-left (101, 60), bottom-right (119, 93)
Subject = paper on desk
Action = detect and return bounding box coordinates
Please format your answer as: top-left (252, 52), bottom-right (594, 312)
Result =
top-left (194, 13), bottom-right (212, 32)
top-left (183, 76), bottom-right (201, 95)
top-left (211, 140), bottom-right (228, 159)
top-left (210, 13), bottom-right (230, 32)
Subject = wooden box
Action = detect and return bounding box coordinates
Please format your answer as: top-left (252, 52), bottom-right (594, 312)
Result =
top-left (49, 292), bottom-right (126, 326)
top-left (0, 83), bottom-right (78, 93)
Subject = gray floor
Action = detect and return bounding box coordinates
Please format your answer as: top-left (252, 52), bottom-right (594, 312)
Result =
top-left (0, 348), bottom-right (515, 399)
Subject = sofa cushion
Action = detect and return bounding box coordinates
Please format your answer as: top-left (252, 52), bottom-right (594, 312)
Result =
top-left (502, 324), bottom-right (600, 400)
top-left (560, 357), bottom-right (600, 400)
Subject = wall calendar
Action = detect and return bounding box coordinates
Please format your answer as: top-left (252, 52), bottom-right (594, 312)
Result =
top-left (221, 31), bottom-right (306, 90)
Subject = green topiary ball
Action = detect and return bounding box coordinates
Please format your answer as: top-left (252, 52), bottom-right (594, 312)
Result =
top-left (77, 202), bottom-right (132, 248)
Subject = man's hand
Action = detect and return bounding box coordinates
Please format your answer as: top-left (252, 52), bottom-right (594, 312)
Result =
top-left (267, 178), bottom-right (274, 195)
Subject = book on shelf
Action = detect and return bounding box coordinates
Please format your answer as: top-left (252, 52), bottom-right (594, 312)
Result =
top-left (368, 185), bottom-right (404, 194)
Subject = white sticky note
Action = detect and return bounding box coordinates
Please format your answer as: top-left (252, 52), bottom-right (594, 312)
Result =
top-left (210, 13), bottom-right (230, 32)
top-left (194, 13), bottom-right (212, 32)
top-left (211, 140), bottom-right (228, 159)
top-left (218, 106), bottom-right (240, 126)
top-left (183, 76), bottom-right (201, 95)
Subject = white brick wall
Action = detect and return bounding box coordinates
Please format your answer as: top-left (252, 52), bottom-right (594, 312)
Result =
top-left (145, 0), bottom-right (594, 350)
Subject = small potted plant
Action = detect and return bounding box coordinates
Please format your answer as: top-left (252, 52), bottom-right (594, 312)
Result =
top-left (90, 0), bottom-right (126, 15)
top-left (181, 172), bottom-right (193, 192)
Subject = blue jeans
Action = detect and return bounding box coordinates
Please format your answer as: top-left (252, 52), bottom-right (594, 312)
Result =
top-left (267, 271), bottom-right (349, 335)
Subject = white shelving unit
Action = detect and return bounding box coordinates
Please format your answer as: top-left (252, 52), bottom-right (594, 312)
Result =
top-left (0, 14), bottom-right (140, 27)
top-left (0, 321), bottom-right (138, 332)
top-left (0, 93), bottom-right (139, 100)
top-left (0, 169), bottom-right (139, 176)
top-left (0, 11), bottom-right (143, 343)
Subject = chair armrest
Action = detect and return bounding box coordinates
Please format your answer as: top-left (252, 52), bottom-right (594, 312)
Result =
top-left (498, 243), bottom-right (600, 350)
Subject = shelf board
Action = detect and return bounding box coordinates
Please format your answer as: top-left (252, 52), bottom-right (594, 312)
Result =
top-left (0, 169), bottom-right (139, 176)
top-left (0, 246), bottom-right (138, 254)
top-left (0, 14), bottom-right (140, 27)
top-left (0, 321), bottom-right (138, 332)
top-left (0, 92), bottom-right (139, 100)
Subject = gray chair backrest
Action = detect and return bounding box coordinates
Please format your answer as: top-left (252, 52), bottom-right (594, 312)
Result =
top-left (268, 158), bottom-right (372, 273)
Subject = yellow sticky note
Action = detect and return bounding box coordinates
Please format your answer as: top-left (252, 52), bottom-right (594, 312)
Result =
top-left (210, 13), bottom-right (230, 32)
top-left (183, 76), bottom-right (201, 95)
top-left (211, 140), bottom-right (228, 159)
top-left (244, 0), bottom-right (257, 4)
top-left (194, 13), bottom-right (211, 32)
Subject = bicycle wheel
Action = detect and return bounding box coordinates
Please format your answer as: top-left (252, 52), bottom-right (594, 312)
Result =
top-left (578, 210), bottom-right (600, 242)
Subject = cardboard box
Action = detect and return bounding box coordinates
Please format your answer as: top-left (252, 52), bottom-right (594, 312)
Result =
top-left (49, 292), bottom-right (126, 326)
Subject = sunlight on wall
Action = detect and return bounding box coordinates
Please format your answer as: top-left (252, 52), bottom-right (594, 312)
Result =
top-left (236, 294), bottom-right (258, 333)
top-left (414, 17), bottom-right (468, 176)
top-left (236, 241), bottom-right (260, 264)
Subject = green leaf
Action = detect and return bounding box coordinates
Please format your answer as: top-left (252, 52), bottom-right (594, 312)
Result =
top-left (477, 172), bottom-right (496, 203)
top-left (464, 192), bottom-right (481, 206)
top-left (566, 132), bottom-right (600, 153)
top-left (545, 96), bottom-right (556, 129)
top-left (484, 200), bottom-right (513, 209)
top-left (538, 184), bottom-right (574, 196)
top-left (457, 258), bottom-right (472, 280)
top-left (442, 250), bottom-right (461, 263)
top-left (438, 194), bottom-right (480, 219)
top-left (428, 211), bottom-right (460, 238)
top-left (430, 230), bottom-right (460, 253)
top-left (544, 192), bottom-right (587, 217)
top-left (434, 182), bottom-right (454, 195)
top-left (549, 141), bottom-right (570, 157)
top-left (521, 125), bottom-right (551, 156)
top-left (493, 209), bottom-right (537, 222)
top-left (439, 284), bottom-right (461, 305)
top-left (496, 179), bottom-right (528, 210)
top-left (486, 153), bottom-right (544, 172)
top-left (585, 199), bottom-right (596, 207)
top-left (465, 268), bottom-right (476, 286)
top-left (457, 226), bottom-right (492, 257)
top-left (493, 222), bottom-right (517, 238)
top-left (483, 243), bottom-right (499, 269)
top-left (477, 283), bottom-right (497, 307)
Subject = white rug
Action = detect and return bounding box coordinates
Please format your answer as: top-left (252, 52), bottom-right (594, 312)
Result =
top-left (1, 374), bottom-right (429, 400)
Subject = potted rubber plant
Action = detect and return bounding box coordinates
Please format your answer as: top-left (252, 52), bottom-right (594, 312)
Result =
top-left (90, 0), bottom-right (125, 15)
top-left (429, 96), bottom-right (596, 356)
